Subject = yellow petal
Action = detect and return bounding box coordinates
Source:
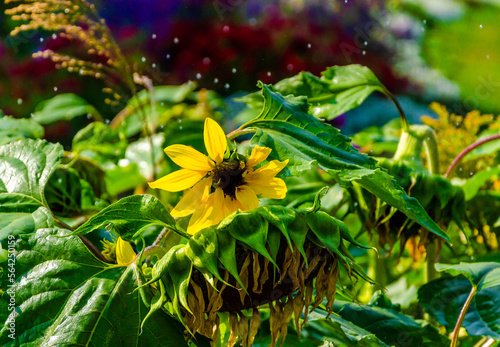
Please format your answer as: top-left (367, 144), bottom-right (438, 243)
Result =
top-left (187, 188), bottom-right (227, 234)
top-left (235, 185), bottom-right (259, 210)
top-left (164, 144), bottom-right (214, 171)
top-left (246, 146), bottom-right (272, 168)
top-left (187, 194), bottom-right (215, 235)
top-left (204, 118), bottom-right (227, 164)
top-left (246, 177), bottom-right (287, 199)
top-left (116, 237), bottom-right (136, 266)
top-left (148, 169), bottom-right (205, 192)
top-left (223, 194), bottom-right (242, 216)
top-left (171, 178), bottom-right (212, 217)
top-left (245, 159), bottom-right (289, 181)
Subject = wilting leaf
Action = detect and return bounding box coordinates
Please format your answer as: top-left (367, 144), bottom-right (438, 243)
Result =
top-left (0, 228), bottom-right (187, 346)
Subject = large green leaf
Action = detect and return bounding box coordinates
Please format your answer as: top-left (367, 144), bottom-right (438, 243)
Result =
top-left (32, 93), bottom-right (101, 124)
top-left (419, 262), bottom-right (500, 339)
top-left (245, 84), bottom-right (449, 243)
top-left (74, 194), bottom-right (182, 240)
top-left (330, 300), bottom-right (450, 346)
top-left (0, 116), bottom-right (44, 146)
top-left (0, 228), bottom-right (188, 346)
top-left (0, 206), bottom-right (53, 240)
top-left (240, 65), bottom-right (388, 120)
top-left (0, 139), bottom-right (63, 209)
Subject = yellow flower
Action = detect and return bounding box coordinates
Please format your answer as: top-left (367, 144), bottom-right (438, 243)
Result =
top-left (116, 237), bottom-right (137, 266)
top-left (149, 118), bottom-right (289, 234)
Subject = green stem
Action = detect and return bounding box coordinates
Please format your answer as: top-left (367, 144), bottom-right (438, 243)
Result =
top-left (424, 241), bottom-right (437, 283)
top-left (226, 127), bottom-right (258, 140)
top-left (451, 285), bottom-right (477, 347)
top-left (383, 88), bottom-right (409, 132)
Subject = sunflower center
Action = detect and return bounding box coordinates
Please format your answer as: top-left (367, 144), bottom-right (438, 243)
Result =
top-left (212, 160), bottom-right (246, 198)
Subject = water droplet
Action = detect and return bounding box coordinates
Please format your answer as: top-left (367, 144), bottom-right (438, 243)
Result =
top-left (307, 43), bottom-right (311, 48)
top-left (179, 126), bottom-right (183, 130)
top-left (249, 18), bottom-right (257, 26)
top-left (480, 24), bottom-right (483, 28)
top-left (487, 55), bottom-right (490, 59)
top-left (224, 83), bottom-right (230, 89)
top-left (57, 178), bottom-right (63, 184)
top-left (53, 86), bottom-right (58, 91)
top-left (267, 71), bottom-right (272, 77)
top-left (459, 167), bottom-right (463, 171)
top-left (141, 57), bottom-right (146, 62)
top-left (64, 8), bottom-right (70, 13)
top-left (30, 113), bottom-right (34, 118)
top-left (105, 119), bottom-right (110, 124)
top-left (287, 63), bottom-right (294, 71)
top-left (159, 125), bottom-right (164, 129)
top-left (423, 19), bottom-right (427, 24)
top-left (151, 63), bottom-right (156, 68)
top-left (79, 69), bottom-right (84, 75)
top-left (362, 50), bottom-right (366, 55)
top-left (39, 37), bottom-right (44, 42)
top-left (470, 172), bottom-right (473, 176)
top-left (203, 57), bottom-right (211, 65)
top-left (17, 98), bottom-right (23, 105)
top-left (354, 202), bottom-right (358, 207)
top-left (370, 149), bottom-right (373, 153)
top-left (152, 33), bottom-right (157, 39)
top-left (196, 73), bottom-right (202, 79)
top-left (333, 78), bottom-right (338, 83)
top-left (166, 54), bottom-right (171, 59)
top-left (363, 41), bottom-right (367, 46)
top-left (86, 113), bottom-right (92, 119)
top-left (177, 119), bottom-right (182, 123)
top-left (52, 34), bottom-right (57, 40)
top-left (231, 68), bottom-right (237, 74)
top-left (214, 78), bottom-right (219, 83)
top-left (173, 37), bottom-right (179, 44)
top-left (95, 72), bottom-right (101, 78)
top-left (344, 0), bottom-right (348, 3)
top-left (223, 26), bottom-right (230, 33)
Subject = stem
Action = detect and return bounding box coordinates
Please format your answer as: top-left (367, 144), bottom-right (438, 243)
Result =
top-left (451, 285), bottom-right (477, 347)
top-left (445, 134), bottom-right (500, 178)
top-left (423, 129), bottom-right (440, 175)
top-left (226, 127), bottom-right (258, 140)
top-left (383, 89), bottom-right (409, 132)
top-left (424, 241), bottom-right (437, 283)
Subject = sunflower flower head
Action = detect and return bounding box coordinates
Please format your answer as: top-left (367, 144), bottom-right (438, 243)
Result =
top-left (149, 118), bottom-right (289, 234)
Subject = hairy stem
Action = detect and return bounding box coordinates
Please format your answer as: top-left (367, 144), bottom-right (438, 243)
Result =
top-left (451, 285), bottom-right (477, 347)
top-left (226, 127), bottom-right (258, 140)
top-left (445, 134), bottom-right (500, 178)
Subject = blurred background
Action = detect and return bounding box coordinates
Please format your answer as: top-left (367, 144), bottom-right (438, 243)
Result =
top-left (1, 0), bottom-right (499, 135)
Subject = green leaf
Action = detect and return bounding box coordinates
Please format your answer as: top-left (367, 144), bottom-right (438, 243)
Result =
top-left (72, 122), bottom-right (127, 165)
top-left (245, 85), bottom-right (449, 243)
top-left (32, 93), bottom-right (101, 124)
top-left (419, 272), bottom-right (500, 339)
top-left (0, 116), bottom-right (44, 146)
top-left (337, 168), bottom-right (452, 243)
top-left (74, 194), bottom-right (180, 239)
top-left (105, 163), bottom-right (147, 196)
top-left (461, 166), bottom-right (500, 201)
top-left (125, 134), bottom-right (165, 180)
top-left (0, 206), bottom-right (53, 240)
top-left (331, 300), bottom-right (450, 346)
top-left (118, 83), bottom-right (196, 137)
top-left (305, 310), bottom-right (390, 347)
top-left (0, 228), bottom-right (187, 346)
top-left (0, 139), bottom-right (64, 207)
top-left (435, 262), bottom-right (500, 290)
top-left (240, 65), bottom-right (388, 120)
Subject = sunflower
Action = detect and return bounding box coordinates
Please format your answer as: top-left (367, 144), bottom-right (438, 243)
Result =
top-left (149, 118), bottom-right (288, 234)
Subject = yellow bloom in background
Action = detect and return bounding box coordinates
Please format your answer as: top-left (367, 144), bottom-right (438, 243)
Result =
top-left (149, 118), bottom-right (288, 234)
top-left (116, 237), bottom-right (137, 266)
